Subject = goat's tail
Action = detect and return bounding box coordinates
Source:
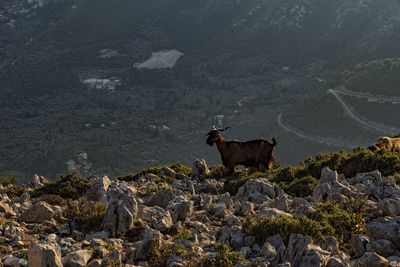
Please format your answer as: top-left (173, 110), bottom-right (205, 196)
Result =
top-left (271, 137), bottom-right (278, 146)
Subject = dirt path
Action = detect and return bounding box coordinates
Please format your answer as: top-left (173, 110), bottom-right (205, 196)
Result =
top-left (277, 113), bottom-right (353, 147)
top-left (328, 87), bottom-right (399, 135)
top-left (277, 85), bottom-right (400, 145)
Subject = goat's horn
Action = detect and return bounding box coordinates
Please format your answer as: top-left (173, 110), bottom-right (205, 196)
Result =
top-left (217, 127), bottom-right (230, 131)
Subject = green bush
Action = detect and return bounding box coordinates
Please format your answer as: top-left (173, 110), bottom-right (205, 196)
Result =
top-left (0, 176), bottom-right (16, 187)
top-left (148, 239), bottom-right (196, 267)
top-left (63, 198), bottom-right (108, 233)
top-left (283, 175), bottom-right (319, 198)
top-left (243, 203), bottom-right (365, 250)
top-left (118, 162), bottom-right (191, 182)
top-left (33, 194), bottom-right (67, 206)
top-left (31, 172), bottom-right (91, 199)
top-left (205, 165), bottom-right (228, 180)
top-left (1, 185), bottom-right (27, 198)
top-left (200, 243), bottom-right (246, 267)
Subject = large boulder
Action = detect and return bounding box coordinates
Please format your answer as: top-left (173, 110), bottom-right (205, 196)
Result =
top-left (236, 178), bottom-right (275, 204)
top-left (350, 171), bottom-right (400, 201)
top-left (147, 189), bottom-right (174, 209)
top-left (313, 167), bottom-right (360, 204)
top-left (140, 205), bottom-right (173, 231)
top-left (102, 193), bottom-right (138, 236)
top-left (20, 201), bottom-right (55, 223)
top-left (287, 234), bottom-right (331, 267)
top-left (135, 227), bottom-right (162, 261)
top-left (192, 159), bottom-right (210, 176)
top-left (30, 174), bottom-right (48, 188)
top-left (85, 176), bottom-right (112, 203)
top-left (167, 197), bottom-right (193, 221)
top-left (355, 252), bottom-right (389, 267)
top-left (366, 216), bottom-right (400, 250)
top-left (62, 250), bottom-right (93, 267)
top-left (28, 240), bottom-right (63, 267)
top-left (351, 234), bottom-right (369, 258)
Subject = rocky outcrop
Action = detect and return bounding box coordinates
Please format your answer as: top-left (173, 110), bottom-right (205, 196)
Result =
top-left (27, 239), bottom-right (63, 267)
top-left (4, 160), bottom-right (400, 266)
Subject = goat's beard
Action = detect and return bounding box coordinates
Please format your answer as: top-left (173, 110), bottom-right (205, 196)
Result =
top-left (206, 140), bottom-right (214, 146)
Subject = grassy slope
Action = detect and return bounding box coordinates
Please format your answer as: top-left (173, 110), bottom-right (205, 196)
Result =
top-left (283, 58), bottom-right (400, 147)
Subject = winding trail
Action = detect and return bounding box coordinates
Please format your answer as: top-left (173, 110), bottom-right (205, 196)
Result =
top-left (277, 113), bottom-right (353, 147)
top-left (278, 85), bottom-right (400, 146)
top-left (328, 87), bottom-right (399, 135)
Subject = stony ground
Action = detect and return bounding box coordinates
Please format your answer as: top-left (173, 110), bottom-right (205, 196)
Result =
top-left (1, 160), bottom-right (400, 267)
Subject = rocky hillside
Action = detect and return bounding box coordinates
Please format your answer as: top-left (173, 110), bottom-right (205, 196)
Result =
top-left (2, 0), bottom-right (400, 179)
top-left (2, 148), bottom-right (400, 266)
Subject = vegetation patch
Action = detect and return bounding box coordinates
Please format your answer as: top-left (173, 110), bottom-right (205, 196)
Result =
top-left (136, 183), bottom-right (172, 198)
top-left (243, 203), bottom-right (365, 251)
top-left (33, 194), bottom-right (67, 206)
top-left (31, 172), bottom-right (92, 199)
top-left (0, 176), bottom-right (17, 187)
top-left (224, 147), bottom-right (400, 197)
top-left (200, 243), bottom-right (246, 267)
top-left (117, 162), bottom-right (191, 182)
top-left (62, 198), bottom-right (108, 233)
top-left (148, 238), bottom-right (197, 267)
top-left (1, 185), bottom-right (27, 199)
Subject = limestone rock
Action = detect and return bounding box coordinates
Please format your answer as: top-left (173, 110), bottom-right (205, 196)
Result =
top-left (135, 227), bottom-right (162, 261)
top-left (261, 241), bottom-right (277, 260)
top-left (167, 197), bottom-right (193, 221)
top-left (20, 201), bottom-right (54, 223)
top-left (313, 167), bottom-right (360, 204)
top-left (192, 159), bottom-right (210, 176)
top-left (30, 174), bottom-right (48, 188)
top-left (102, 193), bottom-right (138, 235)
top-left (28, 241), bottom-right (63, 267)
top-left (140, 206), bottom-right (173, 231)
top-left (148, 189), bottom-right (174, 209)
top-left (367, 239), bottom-right (396, 258)
top-left (366, 216), bottom-right (400, 250)
top-left (236, 178), bottom-right (275, 204)
top-left (351, 234), bottom-right (369, 257)
top-left (85, 176), bottom-right (112, 203)
top-left (62, 250), bottom-right (92, 267)
top-left (356, 252), bottom-right (389, 267)
top-left (378, 198), bottom-right (400, 217)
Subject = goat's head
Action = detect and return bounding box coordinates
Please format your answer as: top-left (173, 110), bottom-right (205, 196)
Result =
top-left (206, 126), bottom-right (230, 146)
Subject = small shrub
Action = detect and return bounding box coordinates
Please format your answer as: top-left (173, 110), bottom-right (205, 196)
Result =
top-left (174, 230), bottom-right (192, 241)
top-left (0, 176), bottom-right (16, 187)
top-left (31, 172), bottom-right (91, 199)
top-left (148, 238), bottom-right (195, 267)
top-left (200, 243), bottom-right (246, 267)
top-left (391, 172), bottom-right (400, 186)
top-left (63, 198), bottom-right (107, 233)
top-left (33, 194), bottom-right (67, 206)
top-left (0, 218), bottom-right (13, 226)
top-left (1, 185), bottom-right (27, 198)
top-left (311, 202), bottom-right (365, 250)
top-left (137, 183), bottom-right (172, 198)
top-left (206, 165), bottom-right (227, 180)
top-left (118, 162), bottom-right (191, 182)
top-left (282, 175), bottom-right (319, 198)
top-left (243, 203), bottom-right (365, 251)
top-left (243, 215), bottom-right (326, 246)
